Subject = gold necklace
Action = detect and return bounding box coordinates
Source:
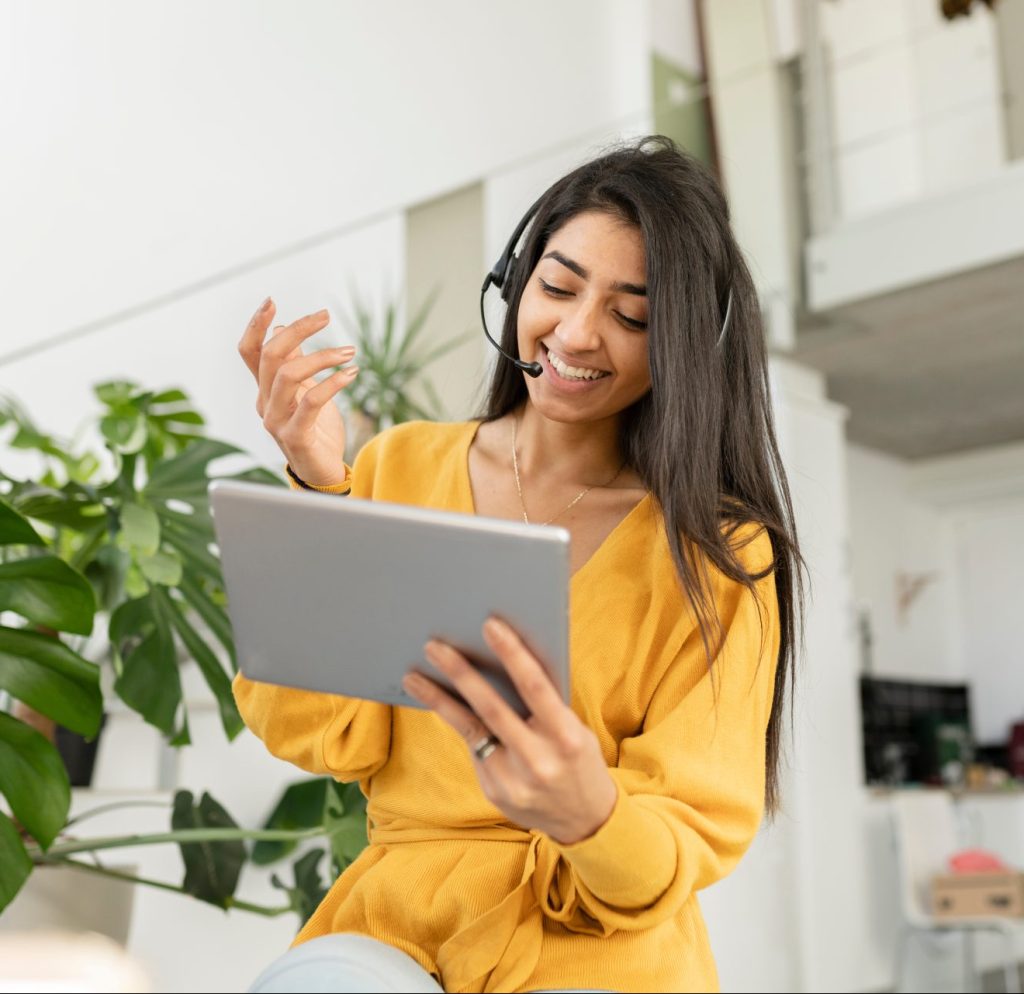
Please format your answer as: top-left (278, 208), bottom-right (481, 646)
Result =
top-left (511, 416), bottom-right (626, 526)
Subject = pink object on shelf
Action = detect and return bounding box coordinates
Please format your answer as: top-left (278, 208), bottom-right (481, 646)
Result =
top-left (948, 848), bottom-right (1010, 873)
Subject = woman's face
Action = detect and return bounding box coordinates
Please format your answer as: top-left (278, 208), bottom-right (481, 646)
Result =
top-left (517, 210), bottom-right (651, 423)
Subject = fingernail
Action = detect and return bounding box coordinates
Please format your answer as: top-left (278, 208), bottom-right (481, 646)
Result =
top-left (484, 618), bottom-right (505, 639)
top-left (317, 308), bottom-right (330, 319)
top-left (344, 366), bottom-right (360, 376)
top-left (338, 346), bottom-right (356, 355)
top-left (259, 297), bottom-right (272, 313)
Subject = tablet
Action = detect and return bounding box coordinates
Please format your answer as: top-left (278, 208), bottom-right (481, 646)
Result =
top-left (208, 478), bottom-right (570, 717)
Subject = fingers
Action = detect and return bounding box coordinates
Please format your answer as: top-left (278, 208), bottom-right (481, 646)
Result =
top-left (418, 639), bottom-right (540, 760)
top-left (262, 346), bottom-right (357, 429)
top-left (257, 309), bottom-right (333, 413)
top-left (238, 297), bottom-right (277, 379)
top-left (481, 618), bottom-right (567, 734)
top-left (401, 671), bottom-right (497, 759)
top-left (280, 365), bottom-right (360, 439)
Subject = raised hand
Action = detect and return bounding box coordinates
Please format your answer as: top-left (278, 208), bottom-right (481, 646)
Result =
top-left (237, 298), bottom-right (359, 487)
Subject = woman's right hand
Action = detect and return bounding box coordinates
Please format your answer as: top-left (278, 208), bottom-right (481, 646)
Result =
top-left (238, 298), bottom-right (359, 487)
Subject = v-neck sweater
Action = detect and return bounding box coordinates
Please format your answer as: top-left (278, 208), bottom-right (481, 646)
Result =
top-left (233, 419), bottom-right (780, 993)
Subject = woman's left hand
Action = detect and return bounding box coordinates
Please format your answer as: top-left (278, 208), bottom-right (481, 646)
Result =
top-left (401, 617), bottom-right (617, 845)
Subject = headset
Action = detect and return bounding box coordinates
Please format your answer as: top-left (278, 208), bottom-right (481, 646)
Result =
top-left (479, 194), bottom-right (734, 378)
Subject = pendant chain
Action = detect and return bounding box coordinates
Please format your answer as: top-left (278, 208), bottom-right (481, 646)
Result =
top-left (511, 416), bottom-right (626, 527)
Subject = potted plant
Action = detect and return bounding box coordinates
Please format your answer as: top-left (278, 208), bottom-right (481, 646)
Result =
top-left (0, 385), bottom-right (365, 927)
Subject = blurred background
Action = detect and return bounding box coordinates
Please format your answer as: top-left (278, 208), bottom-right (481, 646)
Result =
top-left (1, 0), bottom-right (1023, 991)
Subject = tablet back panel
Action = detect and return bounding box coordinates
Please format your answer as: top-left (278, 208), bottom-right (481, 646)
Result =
top-left (208, 479), bottom-right (570, 716)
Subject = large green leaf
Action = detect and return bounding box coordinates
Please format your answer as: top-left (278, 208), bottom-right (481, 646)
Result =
top-left (159, 587), bottom-right (241, 740)
top-left (0, 712), bottom-right (70, 850)
top-left (172, 790), bottom-right (245, 907)
top-left (0, 812), bottom-right (32, 912)
top-left (110, 593), bottom-right (182, 736)
top-left (160, 518), bottom-right (222, 582)
top-left (146, 439), bottom-right (242, 497)
top-left (0, 556), bottom-right (96, 635)
top-left (251, 778), bottom-right (330, 866)
top-left (0, 499), bottom-right (45, 547)
top-left (0, 626), bottom-right (101, 736)
top-left (177, 574), bottom-right (234, 662)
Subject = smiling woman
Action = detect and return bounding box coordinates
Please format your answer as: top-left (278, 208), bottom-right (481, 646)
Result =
top-left (231, 135), bottom-right (805, 993)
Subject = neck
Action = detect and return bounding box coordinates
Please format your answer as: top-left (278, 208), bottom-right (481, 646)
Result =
top-left (512, 403), bottom-right (626, 488)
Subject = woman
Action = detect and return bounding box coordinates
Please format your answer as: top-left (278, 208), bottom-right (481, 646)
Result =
top-left (234, 135), bottom-right (803, 993)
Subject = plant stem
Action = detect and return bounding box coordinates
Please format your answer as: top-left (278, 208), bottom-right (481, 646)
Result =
top-left (29, 825), bottom-right (326, 859)
top-left (43, 856), bottom-right (293, 916)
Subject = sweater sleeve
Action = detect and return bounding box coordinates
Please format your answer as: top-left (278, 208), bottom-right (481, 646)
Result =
top-left (539, 527), bottom-right (781, 933)
top-left (232, 673), bottom-right (391, 780)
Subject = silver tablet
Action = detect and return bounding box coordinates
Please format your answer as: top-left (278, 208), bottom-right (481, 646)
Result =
top-left (208, 479), bottom-right (570, 717)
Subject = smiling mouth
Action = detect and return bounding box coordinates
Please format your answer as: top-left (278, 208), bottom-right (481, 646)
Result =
top-left (542, 344), bottom-right (611, 381)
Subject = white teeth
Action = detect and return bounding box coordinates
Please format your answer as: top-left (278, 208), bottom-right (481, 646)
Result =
top-left (546, 348), bottom-right (607, 381)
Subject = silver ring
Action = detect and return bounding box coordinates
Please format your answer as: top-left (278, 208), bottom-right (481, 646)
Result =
top-left (472, 733), bottom-right (500, 761)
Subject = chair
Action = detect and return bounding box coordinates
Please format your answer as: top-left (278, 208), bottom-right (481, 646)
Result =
top-left (890, 790), bottom-right (1023, 993)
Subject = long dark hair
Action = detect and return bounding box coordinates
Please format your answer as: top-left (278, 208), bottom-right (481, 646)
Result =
top-left (477, 135), bottom-right (804, 818)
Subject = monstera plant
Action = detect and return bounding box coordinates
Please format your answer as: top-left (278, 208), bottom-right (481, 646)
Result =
top-left (0, 384), bottom-right (367, 923)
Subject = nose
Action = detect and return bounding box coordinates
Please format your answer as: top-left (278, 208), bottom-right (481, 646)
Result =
top-left (554, 297), bottom-right (603, 356)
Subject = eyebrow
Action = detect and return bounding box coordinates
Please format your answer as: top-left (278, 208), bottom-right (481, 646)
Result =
top-left (542, 250), bottom-right (647, 296)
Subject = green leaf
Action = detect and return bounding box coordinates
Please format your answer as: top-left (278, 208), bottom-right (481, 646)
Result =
top-left (0, 812), bottom-right (32, 913)
top-left (94, 381), bottom-right (138, 407)
top-left (324, 781), bottom-right (368, 867)
top-left (120, 503), bottom-right (160, 556)
top-left (138, 549), bottom-right (183, 587)
top-left (177, 574), bottom-right (235, 662)
top-left (146, 439), bottom-right (242, 497)
top-left (0, 626), bottom-right (102, 736)
top-left (270, 848), bottom-right (329, 927)
top-left (110, 593), bottom-right (182, 735)
top-left (160, 518), bottom-right (222, 581)
top-left (0, 556), bottom-right (96, 635)
top-left (0, 499), bottom-right (45, 547)
top-left (149, 389), bottom-right (188, 404)
top-left (12, 486), bottom-right (107, 532)
top-left (252, 778), bottom-right (330, 866)
top-left (100, 413), bottom-right (147, 454)
top-left (151, 410), bottom-right (205, 427)
top-left (160, 588), bottom-right (241, 740)
top-left (0, 712), bottom-right (70, 849)
top-left (171, 790), bottom-right (245, 907)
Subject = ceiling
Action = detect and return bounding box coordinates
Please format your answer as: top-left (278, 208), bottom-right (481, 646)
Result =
top-left (789, 253), bottom-right (1024, 460)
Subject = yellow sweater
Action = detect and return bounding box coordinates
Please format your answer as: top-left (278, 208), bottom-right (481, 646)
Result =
top-left (233, 419), bottom-right (780, 993)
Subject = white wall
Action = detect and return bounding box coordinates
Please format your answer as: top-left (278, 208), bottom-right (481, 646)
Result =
top-left (846, 444), bottom-right (965, 682)
top-left (820, 0), bottom-right (1007, 220)
top-left (0, 0), bottom-right (651, 362)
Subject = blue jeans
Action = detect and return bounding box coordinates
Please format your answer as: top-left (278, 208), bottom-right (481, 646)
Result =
top-left (249, 933), bottom-right (615, 993)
